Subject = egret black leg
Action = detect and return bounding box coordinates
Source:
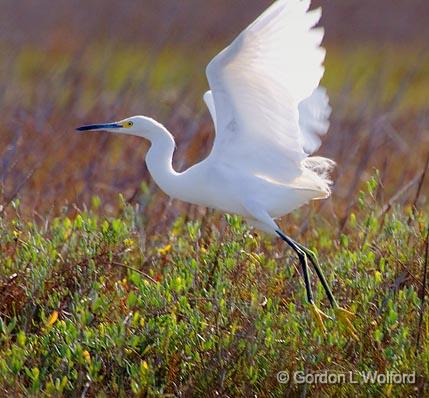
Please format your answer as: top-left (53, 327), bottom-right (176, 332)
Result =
top-left (276, 229), bottom-right (358, 339)
top-left (290, 240), bottom-right (337, 308)
top-left (277, 231), bottom-right (337, 308)
top-left (276, 229), bottom-right (332, 334)
top-left (276, 230), bottom-right (314, 304)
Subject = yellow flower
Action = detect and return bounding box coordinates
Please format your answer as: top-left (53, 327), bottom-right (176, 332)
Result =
top-left (47, 310), bottom-right (59, 327)
top-left (384, 384), bottom-right (393, 397)
top-left (83, 350), bottom-right (91, 364)
top-left (124, 239), bottom-right (134, 248)
top-left (374, 271), bottom-right (382, 284)
top-left (158, 244), bottom-right (172, 256)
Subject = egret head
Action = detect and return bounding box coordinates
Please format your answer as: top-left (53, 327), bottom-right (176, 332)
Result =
top-left (76, 116), bottom-right (160, 140)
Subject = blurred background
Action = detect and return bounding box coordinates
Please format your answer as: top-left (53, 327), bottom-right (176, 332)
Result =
top-left (1, 0), bottom-right (428, 231)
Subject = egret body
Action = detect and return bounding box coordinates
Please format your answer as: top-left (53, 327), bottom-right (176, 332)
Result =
top-left (77, 0), bottom-right (356, 337)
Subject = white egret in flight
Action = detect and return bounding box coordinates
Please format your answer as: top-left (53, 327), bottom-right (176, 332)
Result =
top-left (77, 0), bottom-right (356, 337)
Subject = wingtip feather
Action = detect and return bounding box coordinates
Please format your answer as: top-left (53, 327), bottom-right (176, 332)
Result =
top-left (301, 0), bottom-right (312, 12)
top-left (307, 7), bottom-right (322, 28)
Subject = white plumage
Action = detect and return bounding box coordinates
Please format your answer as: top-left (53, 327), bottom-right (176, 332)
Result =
top-left (77, 0), bottom-right (360, 337)
top-left (299, 87), bottom-right (332, 154)
top-left (77, 0), bottom-right (334, 234)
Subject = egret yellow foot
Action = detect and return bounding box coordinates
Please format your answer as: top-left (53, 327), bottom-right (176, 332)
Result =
top-left (309, 303), bottom-right (331, 335)
top-left (335, 307), bottom-right (358, 341)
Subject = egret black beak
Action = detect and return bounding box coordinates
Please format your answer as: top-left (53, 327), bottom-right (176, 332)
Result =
top-left (76, 123), bottom-right (123, 132)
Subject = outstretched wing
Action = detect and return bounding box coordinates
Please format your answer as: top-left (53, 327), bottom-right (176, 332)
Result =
top-left (205, 0), bottom-right (327, 180)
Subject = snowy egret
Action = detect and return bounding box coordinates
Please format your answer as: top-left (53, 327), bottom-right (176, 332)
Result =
top-left (77, 0), bottom-right (356, 337)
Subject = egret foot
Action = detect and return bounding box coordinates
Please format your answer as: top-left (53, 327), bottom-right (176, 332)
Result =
top-left (334, 306), bottom-right (358, 341)
top-left (309, 303), bottom-right (331, 335)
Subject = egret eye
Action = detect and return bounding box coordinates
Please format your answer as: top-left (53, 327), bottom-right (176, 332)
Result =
top-left (124, 121), bottom-right (133, 128)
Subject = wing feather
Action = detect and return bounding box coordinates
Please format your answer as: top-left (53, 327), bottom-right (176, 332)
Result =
top-left (204, 0), bottom-right (329, 181)
top-left (299, 87), bottom-right (332, 154)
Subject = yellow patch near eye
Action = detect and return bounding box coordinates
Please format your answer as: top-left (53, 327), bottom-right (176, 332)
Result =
top-left (123, 121), bottom-right (133, 128)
